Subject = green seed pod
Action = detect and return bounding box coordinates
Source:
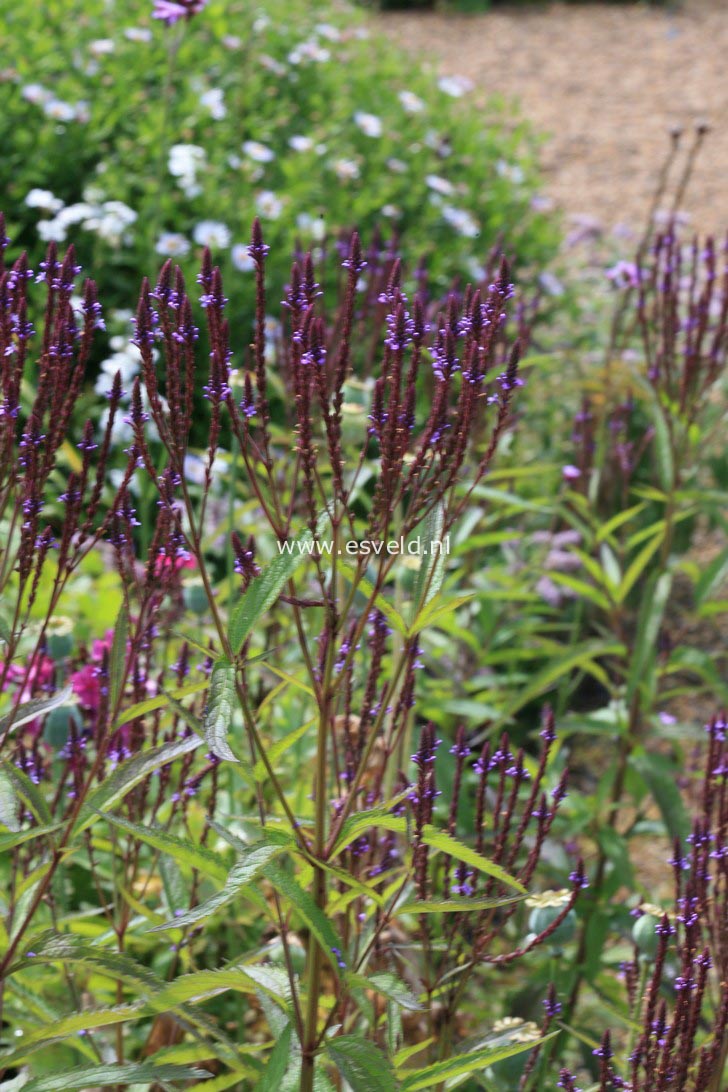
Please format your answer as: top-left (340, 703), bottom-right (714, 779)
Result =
top-left (184, 582), bottom-right (209, 616)
top-left (632, 912), bottom-right (660, 958)
top-left (46, 617), bottom-right (74, 661)
top-left (528, 905), bottom-right (576, 945)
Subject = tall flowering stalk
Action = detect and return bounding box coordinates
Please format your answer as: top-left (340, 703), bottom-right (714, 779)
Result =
top-left (557, 716), bottom-right (727, 1091)
top-left (0, 218), bottom-right (577, 1089)
top-left (556, 220), bottom-right (728, 1036)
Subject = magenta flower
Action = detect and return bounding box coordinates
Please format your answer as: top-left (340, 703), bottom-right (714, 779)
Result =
top-left (70, 664), bottom-right (100, 712)
top-left (152, 0), bottom-right (208, 25)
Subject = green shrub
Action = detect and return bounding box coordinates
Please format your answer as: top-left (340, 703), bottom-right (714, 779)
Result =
top-left (0, 0), bottom-right (557, 322)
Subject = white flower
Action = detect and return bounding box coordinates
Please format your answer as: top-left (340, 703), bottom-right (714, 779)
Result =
top-left (200, 88), bottom-right (226, 120)
top-left (168, 143), bottom-right (206, 176)
top-left (288, 40), bottom-right (330, 65)
top-left (21, 83), bottom-right (52, 105)
top-left (222, 34), bottom-right (241, 49)
top-left (252, 14), bottom-right (270, 32)
top-left (255, 190), bottom-right (283, 219)
top-left (85, 201), bottom-right (137, 245)
top-left (42, 99), bottom-right (76, 122)
top-left (496, 159), bottom-right (525, 185)
top-left (354, 111), bottom-right (383, 138)
top-left (25, 189), bottom-right (63, 213)
top-left (386, 157), bottom-right (407, 174)
top-left (437, 74), bottom-right (473, 98)
top-left (168, 144), bottom-right (205, 197)
top-left (231, 244), bottom-right (256, 272)
top-left (124, 27), bottom-right (153, 42)
top-left (193, 221), bottom-right (231, 249)
top-left (539, 271), bottom-right (565, 297)
top-left (95, 346), bottom-right (142, 392)
top-left (242, 140), bottom-right (275, 163)
top-left (155, 233), bottom-right (190, 257)
top-left (332, 158), bottom-right (359, 181)
top-left (37, 218), bottom-right (67, 243)
top-left (289, 134), bottom-right (314, 153)
top-left (425, 174), bottom-right (455, 196)
top-left (314, 23), bottom-right (341, 41)
top-left (57, 202), bottom-right (95, 228)
top-left (466, 258), bottom-right (486, 282)
top-left (441, 205), bottom-right (479, 238)
top-left (89, 38), bottom-right (115, 56)
top-left (398, 90), bottom-right (425, 114)
top-left (381, 205), bottom-right (400, 218)
top-left (74, 101), bottom-right (91, 124)
top-left (260, 54), bottom-right (286, 76)
top-left (296, 213), bottom-right (325, 241)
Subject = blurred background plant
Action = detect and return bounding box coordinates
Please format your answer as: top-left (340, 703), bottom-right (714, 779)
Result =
top-left (0, 0), bottom-right (555, 325)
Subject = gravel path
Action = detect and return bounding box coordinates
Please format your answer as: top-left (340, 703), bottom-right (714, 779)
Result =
top-left (377, 0), bottom-right (728, 237)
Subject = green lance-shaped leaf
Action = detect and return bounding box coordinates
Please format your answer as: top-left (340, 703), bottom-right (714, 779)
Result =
top-left (410, 502), bottom-right (446, 624)
top-left (113, 677), bottom-right (210, 729)
top-left (0, 684), bottom-right (74, 739)
top-left (150, 837), bottom-right (290, 932)
top-left (396, 893), bottom-right (525, 915)
top-left (330, 807), bottom-right (407, 857)
top-left (19, 1062), bottom-right (212, 1092)
top-left (398, 1033), bottom-right (555, 1090)
top-left (257, 1022), bottom-right (293, 1092)
top-left (99, 812), bottom-right (228, 882)
top-left (74, 734), bottom-right (203, 834)
top-left (108, 602), bottom-right (128, 713)
top-left (0, 766), bottom-right (20, 833)
top-left (229, 513), bottom-right (329, 655)
top-left (204, 657), bottom-right (238, 762)
top-left (265, 862), bottom-right (348, 977)
top-left (626, 570), bottom-right (673, 704)
top-left (2, 762), bottom-right (53, 826)
top-left (419, 826), bottom-right (526, 893)
top-left (325, 1035), bottom-right (399, 1092)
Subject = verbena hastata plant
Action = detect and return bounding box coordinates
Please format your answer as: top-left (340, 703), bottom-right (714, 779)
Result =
top-left (0, 214), bottom-right (581, 1090)
top-left (558, 715), bottom-right (728, 1092)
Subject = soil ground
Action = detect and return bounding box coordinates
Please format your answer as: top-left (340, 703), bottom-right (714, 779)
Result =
top-left (377, 0), bottom-right (728, 237)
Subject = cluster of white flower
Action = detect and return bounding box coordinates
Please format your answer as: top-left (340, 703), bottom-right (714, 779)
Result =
top-left (332, 159), bottom-right (360, 182)
top-left (441, 205), bottom-right (479, 238)
top-left (288, 40), bottom-right (331, 66)
top-left (21, 84), bottom-right (89, 124)
top-left (256, 191), bottom-right (283, 220)
top-left (353, 111), bottom-right (383, 138)
top-left (425, 174), bottom-right (456, 197)
top-left (496, 159), bottom-right (525, 185)
top-left (89, 38), bottom-right (115, 57)
top-left (296, 213), bottom-right (326, 242)
top-left (27, 189), bottom-right (137, 245)
top-left (200, 88), bottom-right (226, 120)
top-left (155, 233), bottom-right (191, 258)
top-left (242, 140), bottom-right (275, 164)
top-left (168, 143), bottom-right (206, 199)
top-left (437, 74), bottom-right (474, 98)
top-left (124, 27), bottom-right (153, 43)
top-left (398, 90), bottom-right (425, 115)
top-left (192, 221), bottom-right (231, 249)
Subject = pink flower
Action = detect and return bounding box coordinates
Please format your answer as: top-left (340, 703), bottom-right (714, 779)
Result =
top-left (562, 464), bottom-right (582, 481)
top-left (153, 552), bottom-right (197, 577)
top-left (606, 260), bottom-right (641, 289)
top-left (152, 0), bottom-right (208, 25)
top-left (4, 654), bottom-right (55, 703)
top-left (71, 664), bottom-right (100, 711)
